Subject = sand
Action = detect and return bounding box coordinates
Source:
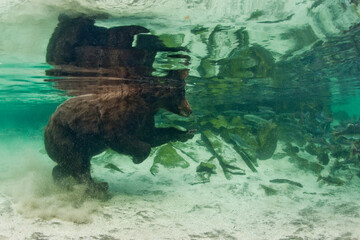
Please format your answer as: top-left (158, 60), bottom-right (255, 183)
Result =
top-left (0, 134), bottom-right (360, 240)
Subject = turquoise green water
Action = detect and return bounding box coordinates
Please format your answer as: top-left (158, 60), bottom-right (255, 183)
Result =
top-left (0, 64), bottom-right (64, 134)
top-left (1, 1), bottom-right (360, 239)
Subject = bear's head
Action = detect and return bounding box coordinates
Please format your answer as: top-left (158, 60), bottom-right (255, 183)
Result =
top-left (161, 87), bottom-right (192, 117)
top-left (144, 69), bottom-right (192, 117)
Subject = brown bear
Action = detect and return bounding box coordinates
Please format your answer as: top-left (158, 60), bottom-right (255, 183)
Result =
top-left (44, 71), bottom-right (194, 191)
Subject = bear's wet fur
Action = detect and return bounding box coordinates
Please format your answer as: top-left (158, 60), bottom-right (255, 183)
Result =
top-left (44, 73), bottom-right (193, 191)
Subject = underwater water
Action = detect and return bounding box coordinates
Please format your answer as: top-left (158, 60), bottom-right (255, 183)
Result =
top-left (1, 0), bottom-right (360, 239)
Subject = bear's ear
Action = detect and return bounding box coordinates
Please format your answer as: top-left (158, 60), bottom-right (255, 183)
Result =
top-left (58, 14), bottom-right (70, 22)
top-left (166, 69), bottom-right (189, 81)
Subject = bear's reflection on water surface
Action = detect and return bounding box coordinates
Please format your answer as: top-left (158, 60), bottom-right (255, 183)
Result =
top-left (44, 15), bottom-right (194, 194)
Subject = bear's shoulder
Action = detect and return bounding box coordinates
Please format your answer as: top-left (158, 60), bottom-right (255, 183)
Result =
top-left (98, 94), bottom-right (151, 123)
top-left (53, 94), bottom-right (102, 135)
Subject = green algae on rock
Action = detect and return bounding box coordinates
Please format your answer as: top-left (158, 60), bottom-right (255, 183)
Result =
top-left (150, 143), bottom-right (190, 175)
top-left (193, 161), bottom-right (217, 184)
top-left (260, 184), bottom-right (278, 196)
top-left (196, 162), bottom-right (217, 174)
top-left (247, 10), bottom-right (265, 21)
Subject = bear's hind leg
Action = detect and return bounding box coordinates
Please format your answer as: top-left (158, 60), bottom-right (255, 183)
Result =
top-left (52, 165), bottom-right (72, 184)
top-left (52, 154), bottom-right (108, 194)
top-left (51, 153), bottom-right (91, 188)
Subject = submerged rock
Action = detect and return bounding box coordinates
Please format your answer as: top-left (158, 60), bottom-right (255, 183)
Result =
top-left (189, 157), bottom-right (216, 185)
top-left (309, 162), bottom-right (325, 175)
top-left (330, 145), bottom-right (350, 159)
top-left (304, 143), bottom-right (318, 156)
top-left (334, 123), bottom-right (360, 140)
top-left (191, 172), bottom-right (211, 185)
top-left (194, 161), bottom-right (217, 184)
top-left (196, 162), bottom-right (217, 174)
top-left (304, 143), bottom-right (330, 165)
top-left (247, 10), bottom-right (265, 21)
top-left (283, 142), bottom-right (299, 156)
top-left (278, 126), bottom-right (307, 147)
top-left (289, 156), bottom-right (324, 174)
top-left (150, 144), bottom-right (190, 175)
top-left (260, 184), bottom-right (278, 196)
top-left (317, 175), bottom-right (345, 186)
top-left (317, 152), bottom-right (330, 165)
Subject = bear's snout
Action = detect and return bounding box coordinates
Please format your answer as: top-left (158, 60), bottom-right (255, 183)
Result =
top-left (179, 98), bottom-right (192, 117)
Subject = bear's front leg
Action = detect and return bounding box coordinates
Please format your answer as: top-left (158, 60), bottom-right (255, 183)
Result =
top-left (149, 127), bottom-right (196, 147)
top-left (109, 136), bottom-right (151, 164)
